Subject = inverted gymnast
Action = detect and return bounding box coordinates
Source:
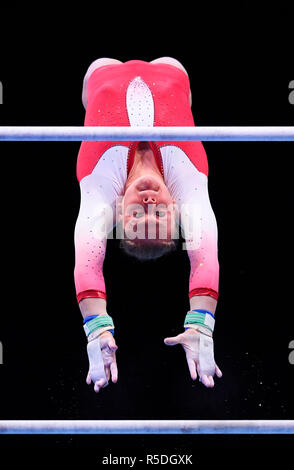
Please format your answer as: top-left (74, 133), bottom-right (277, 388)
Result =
top-left (74, 57), bottom-right (222, 393)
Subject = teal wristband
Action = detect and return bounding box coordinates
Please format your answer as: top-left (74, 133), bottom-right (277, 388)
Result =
top-left (83, 314), bottom-right (114, 337)
top-left (184, 310), bottom-right (215, 333)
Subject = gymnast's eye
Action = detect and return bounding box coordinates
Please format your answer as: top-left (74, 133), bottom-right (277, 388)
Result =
top-left (156, 211), bottom-right (166, 217)
top-left (133, 211), bottom-right (145, 218)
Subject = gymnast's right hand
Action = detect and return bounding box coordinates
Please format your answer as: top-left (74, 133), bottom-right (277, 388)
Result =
top-left (86, 331), bottom-right (118, 393)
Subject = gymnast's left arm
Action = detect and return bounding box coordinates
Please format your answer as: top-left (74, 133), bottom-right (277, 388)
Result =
top-left (164, 173), bottom-right (222, 388)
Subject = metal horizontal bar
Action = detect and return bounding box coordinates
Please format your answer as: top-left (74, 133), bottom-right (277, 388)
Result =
top-left (0, 126), bottom-right (294, 141)
top-left (0, 420), bottom-right (294, 434)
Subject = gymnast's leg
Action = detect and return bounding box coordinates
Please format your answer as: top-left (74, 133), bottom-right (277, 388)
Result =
top-left (150, 57), bottom-right (192, 106)
top-left (82, 58), bottom-right (123, 109)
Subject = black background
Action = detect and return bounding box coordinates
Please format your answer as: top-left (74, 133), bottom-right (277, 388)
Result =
top-left (0, 2), bottom-right (293, 460)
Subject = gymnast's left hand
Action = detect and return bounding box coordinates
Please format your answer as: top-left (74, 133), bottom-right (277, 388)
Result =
top-left (164, 328), bottom-right (222, 388)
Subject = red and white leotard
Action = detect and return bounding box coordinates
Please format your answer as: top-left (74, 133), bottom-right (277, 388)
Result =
top-left (74, 60), bottom-right (219, 303)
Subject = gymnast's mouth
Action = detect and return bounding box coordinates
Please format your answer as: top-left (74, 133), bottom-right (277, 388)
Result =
top-left (135, 176), bottom-right (160, 192)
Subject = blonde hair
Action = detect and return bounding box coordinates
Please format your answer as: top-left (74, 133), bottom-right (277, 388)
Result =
top-left (120, 238), bottom-right (178, 261)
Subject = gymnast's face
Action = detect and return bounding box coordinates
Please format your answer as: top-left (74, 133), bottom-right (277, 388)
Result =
top-left (119, 175), bottom-right (177, 241)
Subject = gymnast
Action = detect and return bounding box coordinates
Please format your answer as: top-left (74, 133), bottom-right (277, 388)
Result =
top-left (74, 57), bottom-right (222, 393)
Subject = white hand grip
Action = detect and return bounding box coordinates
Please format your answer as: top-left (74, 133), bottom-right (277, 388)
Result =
top-left (87, 337), bottom-right (108, 384)
top-left (199, 334), bottom-right (215, 377)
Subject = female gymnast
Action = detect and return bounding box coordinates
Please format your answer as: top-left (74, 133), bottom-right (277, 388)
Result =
top-left (74, 57), bottom-right (222, 393)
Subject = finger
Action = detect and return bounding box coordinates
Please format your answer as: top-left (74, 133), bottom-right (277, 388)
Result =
top-left (208, 375), bottom-right (215, 387)
top-left (86, 372), bottom-right (92, 385)
top-left (108, 338), bottom-right (118, 352)
top-left (215, 364), bottom-right (223, 378)
top-left (187, 358), bottom-right (197, 381)
top-left (197, 363), bottom-right (215, 388)
top-left (97, 378), bottom-right (108, 388)
top-left (105, 367), bottom-right (110, 382)
top-left (164, 334), bottom-right (183, 346)
top-left (110, 361), bottom-right (118, 383)
top-left (201, 374), bottom-right (211, 387)
top-left (94, 378), bottom-right (108, 393)
top-left (204, 375), bottom-right (214, 388)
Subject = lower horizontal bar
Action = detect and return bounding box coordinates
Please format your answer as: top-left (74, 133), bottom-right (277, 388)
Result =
top-left (0, 126), bottom-right (294, 141)
top-left (0, 420), bottom-right (294, 434)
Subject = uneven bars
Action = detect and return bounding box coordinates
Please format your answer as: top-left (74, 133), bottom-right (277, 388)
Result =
top-left (0, 126), bottom-right (294, 141)
top-left (0, 420), bottom-right (294, 434)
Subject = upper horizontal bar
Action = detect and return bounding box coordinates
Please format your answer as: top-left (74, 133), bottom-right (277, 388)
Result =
top-left (0, 420), bottom-right (294, 434)
top-left (0, 126), bottom-right (294, 141)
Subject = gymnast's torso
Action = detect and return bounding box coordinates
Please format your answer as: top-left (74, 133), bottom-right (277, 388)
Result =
top-left (77, 60), bottom-right (208, 184)
top-left (74, 60), bottom-right (219, 304)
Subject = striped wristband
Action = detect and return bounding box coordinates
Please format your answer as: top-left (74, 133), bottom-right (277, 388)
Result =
top-left (184, 309), bottom-right (215, 333)
top-left (83, 314), bottom-right (114, 337)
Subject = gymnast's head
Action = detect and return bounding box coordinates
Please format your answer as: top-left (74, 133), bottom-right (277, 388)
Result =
top-left (117, 143), bottom-right (179, 261)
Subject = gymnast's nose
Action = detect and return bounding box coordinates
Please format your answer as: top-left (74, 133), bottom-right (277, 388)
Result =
top-left (142, 195), bottom-right (157, 204)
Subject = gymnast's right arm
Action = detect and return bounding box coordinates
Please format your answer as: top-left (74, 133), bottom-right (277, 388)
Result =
top-left (74, 177), bottom-right (118, 393)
